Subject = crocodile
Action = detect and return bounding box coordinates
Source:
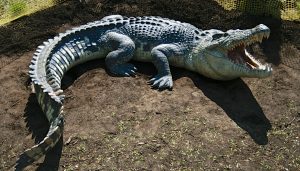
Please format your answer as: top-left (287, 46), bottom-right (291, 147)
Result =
top-left (18, 15), bottom-right (272, 167)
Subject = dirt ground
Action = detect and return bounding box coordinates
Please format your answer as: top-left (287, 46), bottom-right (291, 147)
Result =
top-left (0, 0), bottom-right (299, 170)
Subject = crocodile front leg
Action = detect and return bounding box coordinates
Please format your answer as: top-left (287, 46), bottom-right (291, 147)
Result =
top-left (103, 32), bottom-right (137, 76)
top-left (149, 44), bottom-right (185, 90)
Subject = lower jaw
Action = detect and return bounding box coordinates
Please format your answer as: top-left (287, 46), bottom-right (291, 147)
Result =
top-left (197, 69), bottom-right (270, 80)
top-left (204, 67), bottom-right (247, 80)
top-left (241, 68), bottom-right (272, 78)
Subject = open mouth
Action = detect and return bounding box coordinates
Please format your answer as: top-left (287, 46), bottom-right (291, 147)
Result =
top-left (226, 32), bottom-right (272, 74)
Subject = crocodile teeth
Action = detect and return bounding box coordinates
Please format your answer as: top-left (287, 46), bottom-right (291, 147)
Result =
top-left (264, 32), bottom-right (270, 39)
top-left (265, 64), bottom-right (273, 72)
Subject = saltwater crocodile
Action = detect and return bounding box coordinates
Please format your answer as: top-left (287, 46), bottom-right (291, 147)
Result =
top-left (19, 15), bottom-right (272, 167)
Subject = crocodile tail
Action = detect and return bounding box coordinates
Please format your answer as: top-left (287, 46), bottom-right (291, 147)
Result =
top-left (16, 37), bottom-right (65, 169)
top-left (16, 114), bottom-right (64, 167)
top-left (17, 16), bottom-right (126, 168)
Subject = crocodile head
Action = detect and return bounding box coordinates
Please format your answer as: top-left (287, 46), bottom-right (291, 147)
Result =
top-left (193, 24), bottom-right (272, 80)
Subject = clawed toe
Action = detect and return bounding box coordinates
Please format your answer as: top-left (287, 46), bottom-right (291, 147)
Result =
top-left (149, 75), bottom-right (173, 90)
top-left (110, 64), bottom-right (137, 77)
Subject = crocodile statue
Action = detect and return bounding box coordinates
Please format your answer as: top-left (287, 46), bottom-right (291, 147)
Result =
top-left (18, 15), bottom-right (272, 168)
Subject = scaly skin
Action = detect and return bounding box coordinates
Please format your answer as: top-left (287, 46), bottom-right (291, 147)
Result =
top-left (17, 15), bottom-right (272, 169)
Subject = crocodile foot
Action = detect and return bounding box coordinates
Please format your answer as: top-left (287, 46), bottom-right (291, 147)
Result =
top-left (110, 64), bottom-right (137, 77)
top-left (148, 74), bottom-right (173, 90)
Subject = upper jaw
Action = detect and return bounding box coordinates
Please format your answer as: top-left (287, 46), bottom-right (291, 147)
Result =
top-left (225, 24), bottom-right (270, 49)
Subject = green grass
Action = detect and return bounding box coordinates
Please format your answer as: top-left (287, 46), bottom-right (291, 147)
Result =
top-left (0, 0), bottom-right (57, 25)
top-left (0, 0), bottom-right (7, 16)
top-left (296, 1), bottom-right (300, 14)
top-left (9, 0), bottom-right (27, 17)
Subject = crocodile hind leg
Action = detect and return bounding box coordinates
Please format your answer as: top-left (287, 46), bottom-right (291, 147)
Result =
top-left (103, 32), bottom-right (136, 76)
top-left (149, 44), bottom-right (185, 90)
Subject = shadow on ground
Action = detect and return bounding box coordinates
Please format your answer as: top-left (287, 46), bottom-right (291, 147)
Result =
top-left (194, 77), bottom-right (271, 145)
top-left (15, 94), bottom-right (63, 171)
top-left (172, 67), bottom-right (272, 145)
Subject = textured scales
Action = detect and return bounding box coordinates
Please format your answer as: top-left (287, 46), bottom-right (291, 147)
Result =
top-left (18, 15), bottom-right (272, 168)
